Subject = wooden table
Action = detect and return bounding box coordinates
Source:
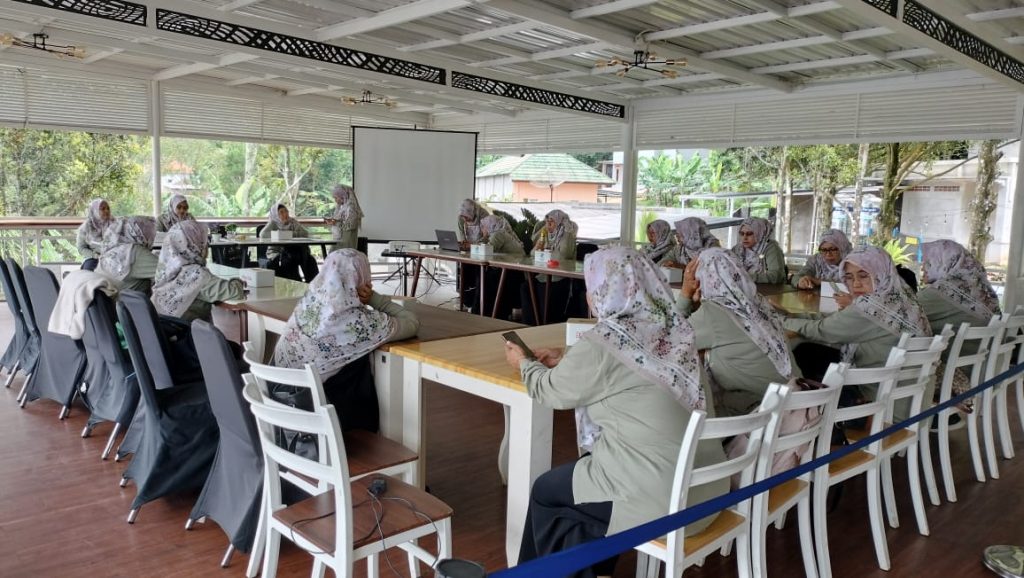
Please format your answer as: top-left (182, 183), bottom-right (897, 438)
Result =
top-left (210, 264), bottom-right (309, 340)
top-left (405, 248), bottom-right (490, 312)
top-left (485, 254), bottom-right (584, 325)
top-left (764, 288), bottom-right (822, 315)
top-left (389, 323), bottom-right (566, 566)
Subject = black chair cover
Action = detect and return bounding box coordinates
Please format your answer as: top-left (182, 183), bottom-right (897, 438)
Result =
top-left (116, 292), bottom-right (219, 512)
top-left (0, 259), bottom-right (28, 371)
top-left (21, 267), bottom-right (87, 410)
top-left (118, 290), bottom-right (203, 389)
top-left (81, 291), bottom-right (140, 431)
top-left (189, 320), bottom-right (262, 553)
top-left (3, 259), bottom-right (40, 375)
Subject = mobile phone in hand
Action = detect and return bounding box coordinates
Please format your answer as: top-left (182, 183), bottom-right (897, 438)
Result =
top-left (501, 331), bottom-right (537, 360)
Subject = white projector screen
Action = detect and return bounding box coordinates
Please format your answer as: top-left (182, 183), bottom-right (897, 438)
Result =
top-left (353, 126), bottom-right (477, 242)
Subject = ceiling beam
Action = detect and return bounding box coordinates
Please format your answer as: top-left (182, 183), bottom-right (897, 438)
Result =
top-left (569, 0), bottom-right (660, 19)
top-left (282, 0), bottom-right (375, 18)
top-left (968, 7), bottom-right (1024, 22)
top-left (219, 0), bottom-right (264, 11)
top-left (487, 0), bottom-right (794, 92)
top-left (314, 0), bottom-right (482, 42)
top-left (152, 52), bottom-right (258, 80)
top-left (82, 48), bottom-right (123, 63)
top-left (921, 0), bottom-right (1024, 62)
top-left (398, 20), bottom-right (534, 52)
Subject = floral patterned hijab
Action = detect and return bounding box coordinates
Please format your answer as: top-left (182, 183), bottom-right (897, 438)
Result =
top-left (332, 184), bottom-right (363, 229)
top-left (675, 217), bottom-right (720, 265)
top-left (643, 220), bottom-right (676, 262)
top-left (163, 194), bottom-right (191, 228)
top-left (922, 240), bottom-right (1001, 320)
top-left (98, 216), bottom-right (157, 281)
top-left (543, 209), bottom-right (578, 252)
top-left (80, 198), bottom-right (112, 250)
top-left (459, 198), bottom-right (489, 222)
top-left (274, 249), bottom-right (396, 378)
top-left (840, 246), bottom-right (932, 362)
top-left (582, 247), bottom-right (705, 412)
top-left (807, 228), bottom-right (852, 281)
top-left (152, 220), bottom-right (211, 317)
top-left (696, 248), bottom-right (793, 378)
top-left (731, 217), bottom-right (773, 274)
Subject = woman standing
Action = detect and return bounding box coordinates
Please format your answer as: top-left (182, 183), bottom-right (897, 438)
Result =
top-left (97, 216), bottom-right (159, 295)
top-left (520, 209), bottom-right (578, 325)
top-left (152, 220), bottom-right (244, 323)
top-left (731, 216), bottom-right (786, 284)
top-left (642, 219), bottom-right (678, 266)
top-left (327, 184), bottom-right (362, 251)
top-left (259, 204), bottom-right (319, 282)
top-left (274, 249), bottom-right (419, 432)
top-left (76, 198), bottom-right (113, 270)
top-left (156, 194), bottom-right (196, 233)
top-left (507, 247), bottom-right (725, 578)
top-left (792, 228), bottom-right (852, 289)
top-left (678, 248), bottom-right (799, 416)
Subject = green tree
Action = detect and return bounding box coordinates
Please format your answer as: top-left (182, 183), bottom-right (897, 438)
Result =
top-left (875, 141), bottom-right (968, 242)
top-left (570, 152), bottom-right (612, 170)
top-left (790, 144), bottom-right (860, 236)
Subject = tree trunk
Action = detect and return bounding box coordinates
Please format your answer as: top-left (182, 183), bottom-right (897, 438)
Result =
top-left (775, 146), bottom-right (789, 247)
top-left (850, 142), bottom-right (870, 244)
top-left (876, 143), bottom-right (902, 242)
top-left (243, 142), bottom-right (256, 215)
top-left (968, 140), bottom-right (1003, 262)
top-left (818, 184), bottom-right (838, 235)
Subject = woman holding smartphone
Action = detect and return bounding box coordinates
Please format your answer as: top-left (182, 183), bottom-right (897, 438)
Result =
top-left (504, 247), bottom-right (726, 578)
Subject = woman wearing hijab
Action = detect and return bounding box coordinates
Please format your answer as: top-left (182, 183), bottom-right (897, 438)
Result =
top-left (919, 239), bottom-right (1001, 337)
top-left (678, 248), bottom-right (800, 416)
top-left (664, 216), bottom-right (721, 269)
top-left (97, 216), bottom-right (159, 295)
top-left (520, 209), bottom-right (579, 325)
top-left (76, 198), bottom-right (113, 270)
top-left (785, 246), bottom-right (931, 413)
top-left (259, 203), bottom-right (319, 282)
top-left (505, 247), bottom-right (726, 578)
top-left (152, 220), bottom-right (244, 323)
top-left (641, 219), bottom-right (678, 266)
top-left (731, 216), bottom-right (786, 284)
top-left (274, 249), bottom-right (419, 431)
top-left (156, 194), bottom-right (196, 233)
top-left (478, 215), bottom-right (525, 319)
top-left (456, 198), bottom-right (490, 244)
top-left (792, 228), bottom-right (852, 289)
top-left (327, 184), bottom-right (362, 251)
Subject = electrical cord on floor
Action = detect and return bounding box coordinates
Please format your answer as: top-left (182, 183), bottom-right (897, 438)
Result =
top-left (368, 489), bottom-right (403, 578)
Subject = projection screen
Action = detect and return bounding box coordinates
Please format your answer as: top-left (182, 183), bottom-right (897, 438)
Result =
top-left (352, 126), bottom-right (477, 242)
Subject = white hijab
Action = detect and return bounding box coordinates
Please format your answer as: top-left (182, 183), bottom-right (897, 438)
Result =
top-left (163, 194), bottom-right (192, 228)
top-left (152, 220), bottom-right (210, 317)
top-left (80, 198), bottom-right (112, 249)
top-left (332, 184), bottom-right (363, 229)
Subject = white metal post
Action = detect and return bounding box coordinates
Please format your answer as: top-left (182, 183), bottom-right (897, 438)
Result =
top-left (619, 105), bottom-right (638, 245)
top-left (150, 80), bottom-right (162, 218)
top-left (1004, 147), bottom-right (1024, 311)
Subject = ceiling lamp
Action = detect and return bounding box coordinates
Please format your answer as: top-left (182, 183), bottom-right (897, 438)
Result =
top-left (594, 33), bottom-right (684, 78)
top-left (0, 32), bottom-right (84, 59)
top-left (343, 90), bottom-right (396, 108)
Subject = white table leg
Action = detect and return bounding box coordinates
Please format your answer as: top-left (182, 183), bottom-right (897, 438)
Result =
top-left (246, 312), bottom-right (267, 361)
top-left (402, 357), bottom-right (425, 488)
top-left (505, 396), bottom-right (553, 565)
top-left (373, 351), bottom-right (404, 443)
top-left (498, 405), bottom-right (510, 485)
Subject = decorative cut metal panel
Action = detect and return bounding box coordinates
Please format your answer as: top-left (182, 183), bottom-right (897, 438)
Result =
top-left (903, 0), bottom-right (1024, 84)
top-left (860, 0), bottom-right (897, 17)
top-left (156, 10), bottom-right (445, 85)
top-left (451, 72), bottom-right (624, 118)
top-left (11, 0), bottom-right (146, 26)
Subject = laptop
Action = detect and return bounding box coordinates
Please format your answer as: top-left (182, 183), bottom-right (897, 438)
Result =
top-left (435, 229), bottom-right (461, 251)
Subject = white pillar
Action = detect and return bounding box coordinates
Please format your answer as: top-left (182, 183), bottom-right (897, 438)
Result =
top-left (619, 105), bottom-right (638, 245)
top-left (150, 80), bottom-right (162, 218)
top-left (1004, 147), bottom-right (1024, 311)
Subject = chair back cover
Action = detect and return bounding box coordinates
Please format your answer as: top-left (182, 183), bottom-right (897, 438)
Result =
top-left (4, 259), bottom-right (40, 372)
top-left (0, 259), bottom-right (27, 369)
top-left (22, 266), bottom-right (85, 407)
top-left (119, 290), bottom-right (177, 390)
top-left (81, 291), bottom-right (139, 428)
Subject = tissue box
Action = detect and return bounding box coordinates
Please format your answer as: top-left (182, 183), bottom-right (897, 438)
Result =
top-left (533, 249), bottom-right (551, 264)
top-left (660, 266), bottom-right (683, 284)
top-left (239, 267), bottom-right (275, 287)
top-left (470, 244), bottom-right (493, 257)
top-left (565, 318), bottom-right (597, 346)
top-left (270, 230), bottom-right (293, 241)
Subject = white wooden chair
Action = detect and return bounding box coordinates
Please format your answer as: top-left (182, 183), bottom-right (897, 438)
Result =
top-left (751, 381), bottom-right (842, 578)
top-left (847, 334), bottom-right (948, 538)
top-left (815, 348), bottom-right (905, 578)
top-left (933, 318), bottom-right (1002, 503)
top-left (981, 311), bottom-right (1024, 479)
top-left (634, 395), bottom-right (781, 578)
top-left (241, 379), bottom-right (452, 578)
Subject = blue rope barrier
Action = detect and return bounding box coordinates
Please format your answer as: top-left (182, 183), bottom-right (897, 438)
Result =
top-left (493, 360), bottom-right (1024, 578)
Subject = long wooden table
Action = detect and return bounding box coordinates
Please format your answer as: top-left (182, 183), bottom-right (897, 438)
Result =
top-left (765, 288), bottom-right (822, 315)
top-left (389, 323), bottom-right (567, 566)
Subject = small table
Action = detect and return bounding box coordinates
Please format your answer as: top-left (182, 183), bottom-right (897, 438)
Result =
top-left (389, 323), bottom-right (567, 565)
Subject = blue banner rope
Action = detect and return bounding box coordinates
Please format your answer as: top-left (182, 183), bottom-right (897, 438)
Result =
top-left (493, 361), bottom-right (1024, 578)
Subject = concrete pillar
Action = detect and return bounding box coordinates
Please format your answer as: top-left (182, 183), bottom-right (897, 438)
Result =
top-left (619, 105), bottom-right (638, 245)
top-left (150, 80), bottom-right (162, 218)
top-left (1004, 146), bottom-right (1024, 311)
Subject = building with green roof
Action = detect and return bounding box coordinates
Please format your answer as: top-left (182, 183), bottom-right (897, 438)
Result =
top-left (476, 154), bottom-right (615, 203)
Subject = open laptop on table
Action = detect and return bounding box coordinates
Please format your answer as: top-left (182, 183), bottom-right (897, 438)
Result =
top-left (435, 229), bottom-right (461, 252)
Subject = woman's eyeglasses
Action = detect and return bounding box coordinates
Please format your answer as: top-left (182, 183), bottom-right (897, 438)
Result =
top-left (819, 247), bottom-right (841, 254)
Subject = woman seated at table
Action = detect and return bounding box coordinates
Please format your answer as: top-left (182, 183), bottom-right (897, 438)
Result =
top-left (474, 215), bottom-right (525, 319)
top-left (152, 220), bottom-right (244, 323)
top-left (97, 216), bottom-right (159, 295)
top-left (456, 198), bottom-right (490, 244)
top-left (505, 247), bottom-right (726, 578)
top-left (678, 248), bottom-right (800, 416)
top-left (156, 194), bottom-right (196, 233)
top-left (919, 239), bottom-right (1001, 339)
top-left (663, 216), bottom-right (720, 269)
top-left (784, 246), bottom-right (931, 409)
top-left (76, 198), bottom-right (113, 270)
top-left (731, 216), bottom-right (786, 284)
top-left (641, 219), bottom-right (678, 266)
top-left (327, 184), bottom-right (362, 251)
top-left (792, 228), bottom-right (852, 289)
top-left (259, 203), bottom-right (319, 283)
top-left (520, 209), bottom-right (578, 325)
top-left (274, 249), bottom-right (419, 432)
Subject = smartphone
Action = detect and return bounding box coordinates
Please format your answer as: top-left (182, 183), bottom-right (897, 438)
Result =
top-left (828, 281), bottom-right (840, 294)
top-left (501, 331), bottom-right (537, 360)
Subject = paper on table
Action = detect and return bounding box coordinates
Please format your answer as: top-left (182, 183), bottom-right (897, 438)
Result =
top-left (820, 281), bottom-right (849, 298)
